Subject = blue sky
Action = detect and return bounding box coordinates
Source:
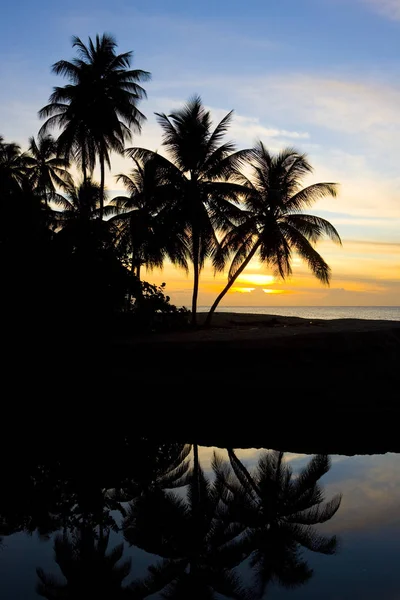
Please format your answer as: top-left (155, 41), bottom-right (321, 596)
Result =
top-left (1, 0), bottom-right (399, 305)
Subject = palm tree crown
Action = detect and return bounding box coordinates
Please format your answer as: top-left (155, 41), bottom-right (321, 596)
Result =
top-left (207, 143), bottom-right (341, 323)
top-left (219, 450), bottom-right (342, 598)
top-left (0, 136), bottom-right (29, 195)
top-left (110, 155), bottom-right (189, 280)
top-left (127, 95), bottom-right (251, 324)
top-left (25, 134), bottom-right (72, 201)
top-left (39, 33), bottom-right (150, 218)
top-left (36, 526), bottom-right (133, 599)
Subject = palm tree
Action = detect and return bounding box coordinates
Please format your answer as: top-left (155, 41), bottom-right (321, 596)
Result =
top-left (205, 143), bottom-right (341, 325)
top-left (0, 136), bottom-right (29, 195)
top-left (55, 179), bottom-right (103, 224)
top-left (36, 526), bottom-right (133, 599)
top-left (124, 449), bottom-right (249, 600)
top-left (218, 450), bottom-right (341, 598)
top-left (39, 33), bottom-right (151, 219)
top-left (0, 136), bottom-right (55, 247)
top-left (25, 134), bottom-right (73, 203)
top-left (109, 155), bottom-right (189, 282)
top-left (127, 96), bottom-right (252, 325)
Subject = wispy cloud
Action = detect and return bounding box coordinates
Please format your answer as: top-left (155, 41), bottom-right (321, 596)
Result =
top-left (360, 0), bottom-right (400, 20)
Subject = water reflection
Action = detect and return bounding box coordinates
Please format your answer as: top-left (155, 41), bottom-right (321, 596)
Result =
top-left (0, 440), bottom-right (342, 599)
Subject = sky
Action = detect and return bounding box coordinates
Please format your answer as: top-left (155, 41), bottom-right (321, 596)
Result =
top-left (1, 0), bottom-right (399, 306)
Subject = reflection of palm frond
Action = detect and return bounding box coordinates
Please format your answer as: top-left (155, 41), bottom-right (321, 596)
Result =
top-left (123, 449), bottom-right (250, 599)
top-left (36, 527), bottom-right (132, 599)
top-left (215, 450), bottom-right (341, 599)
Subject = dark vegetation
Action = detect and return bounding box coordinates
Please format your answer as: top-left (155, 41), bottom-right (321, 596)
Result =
top-left (1, 32), bottom-right (341, 355)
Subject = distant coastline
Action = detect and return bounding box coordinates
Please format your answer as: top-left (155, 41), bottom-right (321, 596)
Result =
top-left (197, 305), bottom-right (400, 321)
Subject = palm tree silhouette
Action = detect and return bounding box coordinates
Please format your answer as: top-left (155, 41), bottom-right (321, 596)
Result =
top-left (124, 448), bottom-right (249, 599)
top-left (127, 96), bottom-right (251, 324)
top-left (25, 134), bottom-right (72, 204)
top-left (39, 33), bottom-right (150, 218)
top-left (206, 143), bottom-right (341, 324)
top-left (218, 450), bottom-right (342, 598)
top-left (0, 136), bottom-right (29, 195)
top-left (36, 526), bottom-right (134, 599)
top-left (109, 154), bottom-right (189, 282)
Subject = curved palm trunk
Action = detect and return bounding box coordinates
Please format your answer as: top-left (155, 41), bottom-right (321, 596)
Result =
top-left (205, 240), bottom-right (261, 326)
top-left (99, 149), bottom-right (105, 221)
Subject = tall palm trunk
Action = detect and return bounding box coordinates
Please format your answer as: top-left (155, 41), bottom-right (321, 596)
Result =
top-left (205, 240), bottom-right (261, 327)
top-left (191, 233), bottom-right (200, 326)
top-left (81, 145), bottom-right (88, 184)
top-left (99, 148), bottom-right (105, 220)
top-left (188, 443), bottom-right (201, 580)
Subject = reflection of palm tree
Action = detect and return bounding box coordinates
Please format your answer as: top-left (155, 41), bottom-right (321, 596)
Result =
top-left (36, 526), bottom-right (133, 598)
top-left (221, 450), bottom-right (341, 598)
top-left (110, 155), bottom-right (189, 282)
top-left (206, 144), bottom-right (341, 324)
top-left (116, 441), bottom-right (192, 501)
top-left (124, 450), bottom-right (248, 600)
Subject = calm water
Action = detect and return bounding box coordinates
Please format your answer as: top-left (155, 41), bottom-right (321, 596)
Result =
top-left (1, 441), bottom-right (399, 599)
top-left (199, 306), bottom-right (400, 321)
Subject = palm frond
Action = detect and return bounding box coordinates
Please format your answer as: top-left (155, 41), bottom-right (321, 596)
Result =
top-left (282, 213), bottom-right (342, 245)
top-left (285, 183), bottom-right (339, 212)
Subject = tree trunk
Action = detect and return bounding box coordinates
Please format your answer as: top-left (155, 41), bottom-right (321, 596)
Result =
top-left (205, 240), bottom-right (261, 327)
top-left (81, 146), bottom-right (87, 184)
top-left (127, 253), bottom-right (135, 310)
top-left (137, 264), bottom-right (141, 281)
top-left (192, 443), bottom-right (200, 513)
top-left (191, 235), bottom-right (200, 327)
top-left (99, 149), bottom-right (105, 221)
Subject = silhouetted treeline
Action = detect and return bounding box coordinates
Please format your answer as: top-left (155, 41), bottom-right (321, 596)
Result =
top-left (1, 32), bottom-right (342, 367)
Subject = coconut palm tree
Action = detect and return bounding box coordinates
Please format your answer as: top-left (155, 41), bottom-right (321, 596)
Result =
top-left (218, 450), bottom-right (342, 598)
top-left (0, 136), bottom-right (29, 195)
top-left (206, 143), bottom-right (341, 325)
top-left (109, 155), bottom-right (189, 282)
top-left (36, 526), bottom-right (134, 599)
top-left (127, 96), bottom-right (252, 325)
top-left (124, 449), bottom-right (249, 600)
top-left (25, 134), bottom-right (73, 203)
top-left (39, 33), bottom-right (151, 218)
top-left (55, 179), bottom-right (103, 224)
top-left (0, 136), bottom-right (56, 246)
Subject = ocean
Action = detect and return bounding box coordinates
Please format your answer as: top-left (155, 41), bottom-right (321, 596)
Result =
top-left (198, 306), bottom-right (400, 321)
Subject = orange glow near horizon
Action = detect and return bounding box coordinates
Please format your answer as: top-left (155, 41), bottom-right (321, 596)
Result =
top-left (143, 239), bottom-right (400, 307)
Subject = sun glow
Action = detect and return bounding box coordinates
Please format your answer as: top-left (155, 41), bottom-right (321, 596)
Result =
top-left (237, 273), bottom-right (275, 286)
top-left (230, 287), bottom-right (256, 293)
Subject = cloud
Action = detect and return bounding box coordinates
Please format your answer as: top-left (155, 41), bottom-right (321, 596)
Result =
top-left (360, 0), bottom-right (400, 19)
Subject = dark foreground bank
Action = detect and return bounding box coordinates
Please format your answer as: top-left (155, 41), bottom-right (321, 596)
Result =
top-left (111, 313), bottom-right (400, 455)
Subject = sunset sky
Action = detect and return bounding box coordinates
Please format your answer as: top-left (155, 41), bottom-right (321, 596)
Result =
top-left (1, 0), bottom-right (399, 306)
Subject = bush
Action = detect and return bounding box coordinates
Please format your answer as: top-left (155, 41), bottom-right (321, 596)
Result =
top-left (117, 279), bottom-right (190, 333)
